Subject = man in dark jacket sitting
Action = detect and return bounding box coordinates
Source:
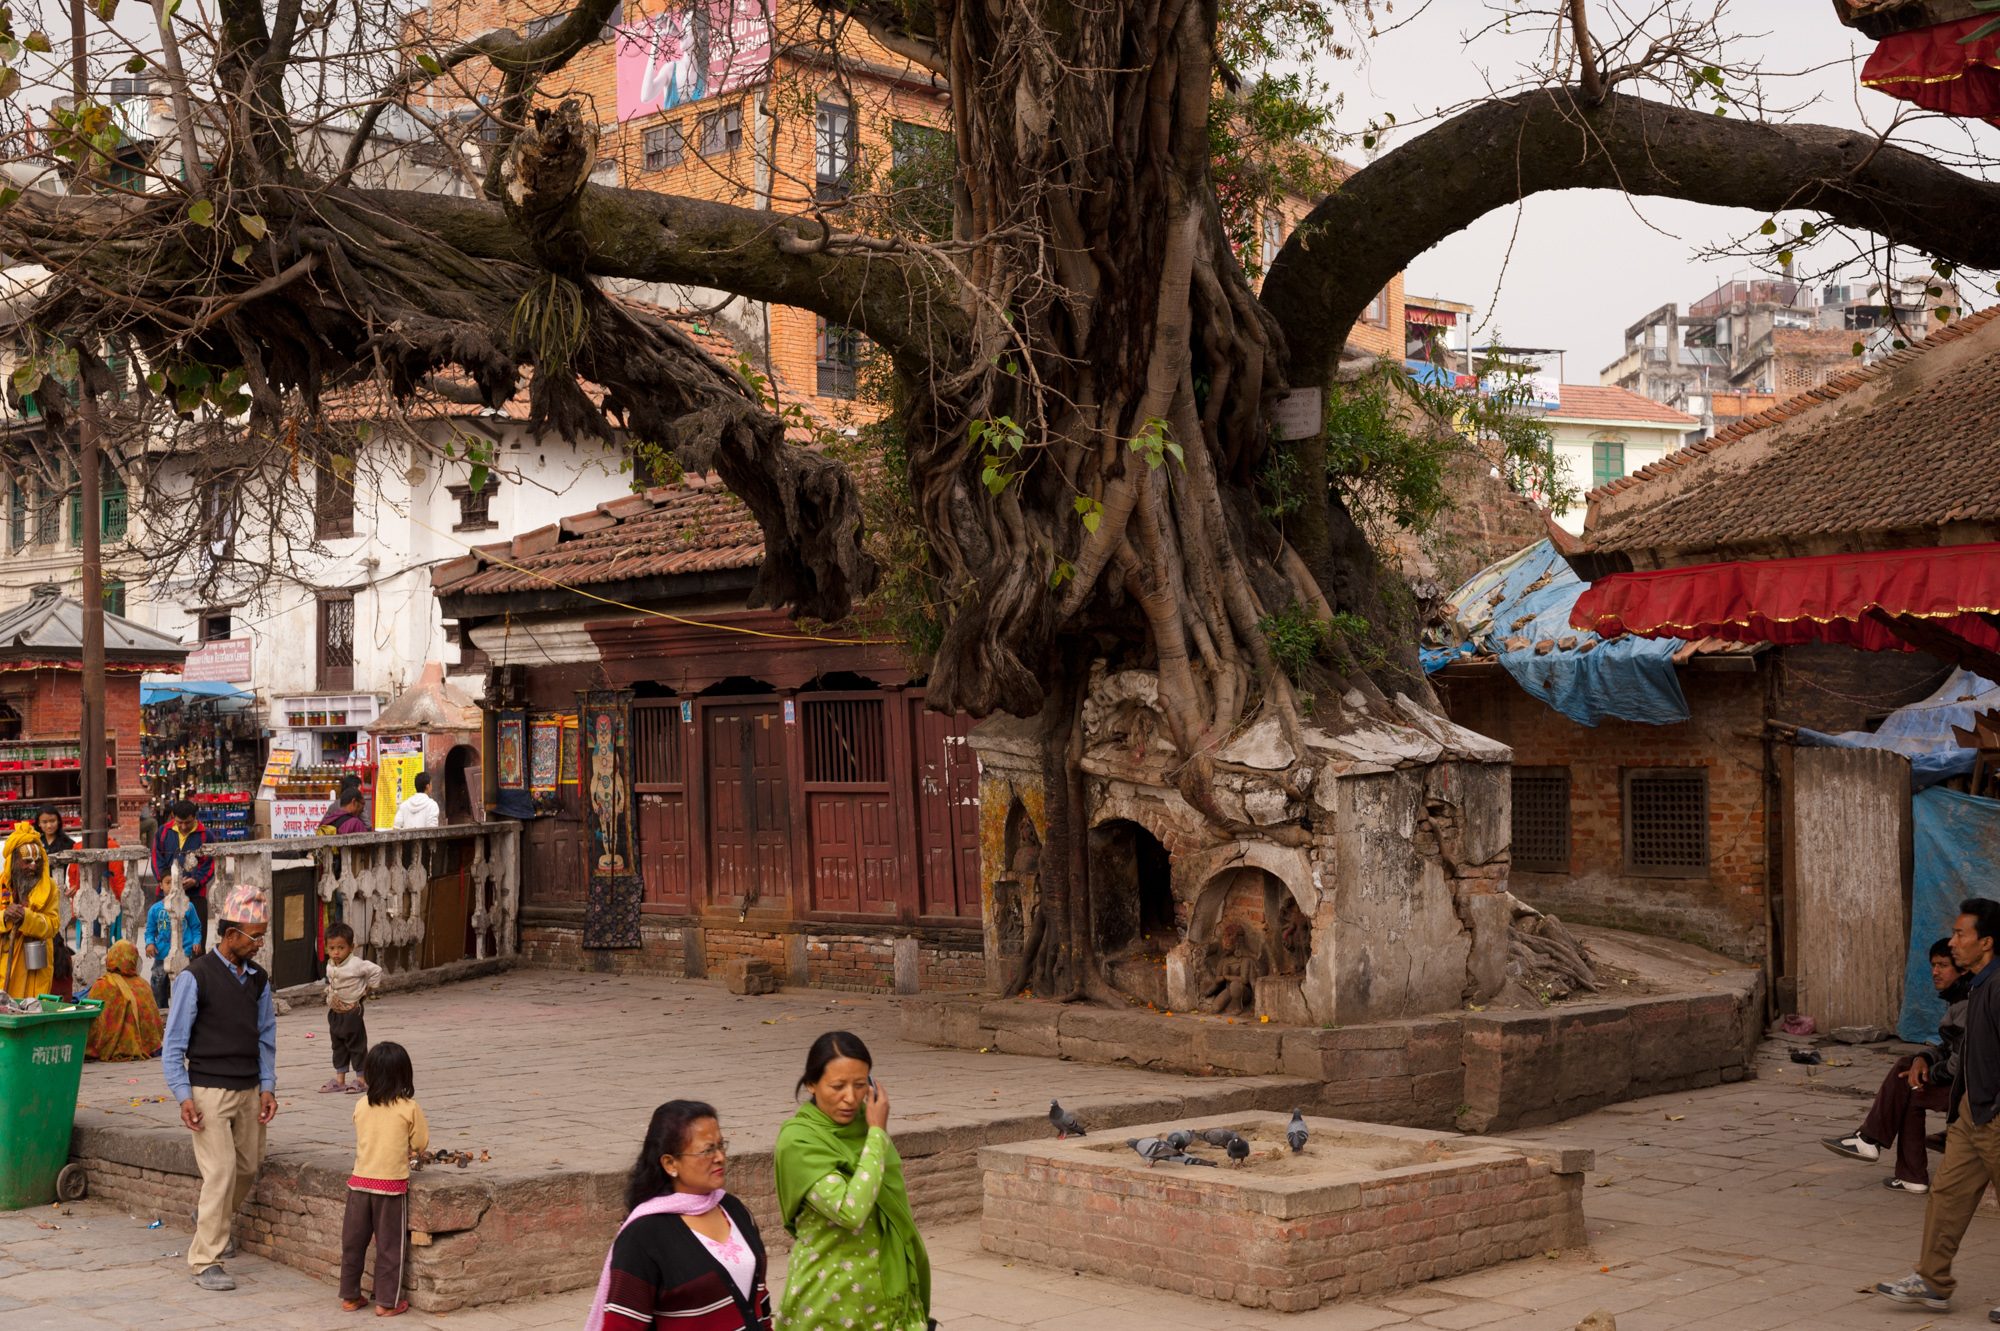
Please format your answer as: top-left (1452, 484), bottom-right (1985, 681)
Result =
top-left (1824, 937), bottom-right (1969, 1192)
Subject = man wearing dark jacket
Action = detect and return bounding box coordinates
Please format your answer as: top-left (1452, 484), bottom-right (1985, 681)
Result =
top-left (1876, 897), bottom-right (2000, 1315)
top-left (151, 799), bottom-right (214, 923)
top-left (1824, 938), bottom-right (1968, 1191)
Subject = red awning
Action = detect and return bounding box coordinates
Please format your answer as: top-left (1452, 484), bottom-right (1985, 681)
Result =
top-left (1861, 14), bottom-right (2000, 125)
top-left (1571, 544), bottom-right (2000, 660)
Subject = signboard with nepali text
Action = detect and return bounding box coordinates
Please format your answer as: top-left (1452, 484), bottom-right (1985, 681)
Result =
top-left (615, 0), bottom-right (773, 122)
top-left (182, 637), bottom-right (253, 682)
top-left (270, 798), bottom-right (325, 839)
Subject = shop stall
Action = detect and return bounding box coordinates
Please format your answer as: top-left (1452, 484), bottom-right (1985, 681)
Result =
top-left (265, 692), bottom-right (380, 837)
top-left (0, 587), bottom-right (188, 839)
top-left (139, 681), bottom-right (262, 843)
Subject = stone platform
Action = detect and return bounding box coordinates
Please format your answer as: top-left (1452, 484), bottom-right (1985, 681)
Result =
top-left (61, 970), bottom-right (1308, 1312)
top-left (981, 1112), bottom-right (1590, 1311)
top-left (913, 928), bottom-right (1765, 1132)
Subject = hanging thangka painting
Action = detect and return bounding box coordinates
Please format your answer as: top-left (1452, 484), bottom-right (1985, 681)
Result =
top-left (529, 719), bottom-right (562, 791)
top-left (578, 689), bottom-right (641, 948)
top-left (496, 713), bottom-right (526, 788)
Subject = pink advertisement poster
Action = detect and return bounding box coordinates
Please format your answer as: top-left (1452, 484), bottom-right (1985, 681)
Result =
top-left (616, 1), bottom-right (773, 123)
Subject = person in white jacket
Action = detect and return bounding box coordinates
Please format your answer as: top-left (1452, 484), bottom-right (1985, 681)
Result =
top-left (390, 771), bottom-right (440, 829)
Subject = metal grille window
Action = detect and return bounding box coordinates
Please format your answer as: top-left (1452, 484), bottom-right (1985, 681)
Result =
top-left (317, 594), bottom-right (355, 691)
top-left (35, 480), bottom-right (58, 545)
top-left (1511, 768), bottom-right (1570, 873)
top-left (316, 448), bottom-right (355, 538)
top-left (1624, 768), bottom-right (1709, 876)
top-left (1591, 439), bottom-right (1626, 488)
top-left (816, 319), bottom-right (859, 399)
top-left (103, 473), bottom-right (127, 541)
top-left (642, 123), bottom-right (684, 172)
top-left (803, 698), bottom-right (886, 784)
top-left (8, 479), bottom-right (24, 550)
top-left (633, 704), bottom-right (685, 786)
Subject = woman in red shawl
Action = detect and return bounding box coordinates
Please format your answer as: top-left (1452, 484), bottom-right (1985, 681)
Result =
top-left (84, 939), bottom-right (165, 1061)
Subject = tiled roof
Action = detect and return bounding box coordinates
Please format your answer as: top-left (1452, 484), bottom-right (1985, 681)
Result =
top-left (1582, 303), bottom-right (2000, 557)
top-left (433, 472), bottom-right (764, 598)
top-left (1547, 384), bottom-right (1700, 426)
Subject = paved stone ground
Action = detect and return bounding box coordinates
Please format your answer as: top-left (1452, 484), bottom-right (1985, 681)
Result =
top-left (26, 980), bottom-right (2000, 1329)
top-left (73, 971), bottom-right (1301, 1183)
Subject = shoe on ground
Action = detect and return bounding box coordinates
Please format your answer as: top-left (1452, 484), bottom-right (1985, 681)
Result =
top-left (1876, 1273), bottom-right (1949, 1310)
top-left (1823, 1133), bottom-right (1882, 1163)
top-left (319, 1079), bottom-right (347, 1093)
top-left (1886, 1177), bottom-right (1931, 1193)
top-left (1928, 1130), bottom-right (1948, 1153)
top-left (193, 1264), bottom-right (236, 1292)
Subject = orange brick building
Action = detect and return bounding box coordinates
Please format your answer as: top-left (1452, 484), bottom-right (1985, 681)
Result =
top-left (411, 2), bottom-right (1403, 413)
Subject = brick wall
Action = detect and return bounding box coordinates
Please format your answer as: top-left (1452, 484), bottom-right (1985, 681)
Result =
top-left (0, 667), bottom-right (145, 838)
top-left (980, 1124), bottom-right (1587, 1312)
top-left (519, 914), bottom-right (987, 993)
top-left (1436, 663), bottom-right (1771, 960)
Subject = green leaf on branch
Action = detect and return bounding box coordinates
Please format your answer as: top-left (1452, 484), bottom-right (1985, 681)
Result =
top-left (1758, 219), bottom-right (1776, 236)
top-left (468, 463), bottom-right (490, 494)
top-left (0, 187), bottom-right (19, 212)
top-left (94, 0), bottom-right (119, 20)
top-left (0, 69), bottom-right (20, 100)
top-left (230, 243), bottom-right (252, 266)
top-left (188, 198), bottom-right (214, 227)
top-left (238, 213), bottom-right (267, 241)
top-left (416, 52), bottom-right (442, 76)
top-left (125, 55), bottom-right (147, 74)
top-left (1072, 495), bottom-right (1104, 534)
top-left (1048, 560), bottom-right (1073, 590)
top-left (23, 31), bottom-right (49, 53)
top-left (144, 371), bottom-right (165, 394)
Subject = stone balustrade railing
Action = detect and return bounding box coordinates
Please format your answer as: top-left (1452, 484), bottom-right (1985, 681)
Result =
top-left (52, 823), bottom-right (520, 995)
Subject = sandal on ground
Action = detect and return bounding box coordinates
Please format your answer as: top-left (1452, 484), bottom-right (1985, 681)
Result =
top-left (376, 1302), bottom-right (409, 1317)
top-left (341, 1298), bottom-right (369, 1312)
top-left (347, 1080), bottom-right (368, 1094)
top-left (319, 1080), bottom-right (348, 1094)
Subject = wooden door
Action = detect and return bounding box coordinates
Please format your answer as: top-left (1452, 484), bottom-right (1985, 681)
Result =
top-left (802, 696), bottom-right (897, 916)
top-left (912, 702), bottom-right (982, 920)
top-left (1789, 746), bottom-right (1910, 1030)
top-left (705, 703), bottom-right (790, 911)
top-left (634, 702), bottom-right (692, 910)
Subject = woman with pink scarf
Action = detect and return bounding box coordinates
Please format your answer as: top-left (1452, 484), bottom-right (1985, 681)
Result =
top-left (587, 1101), bottom-right (772, 1331)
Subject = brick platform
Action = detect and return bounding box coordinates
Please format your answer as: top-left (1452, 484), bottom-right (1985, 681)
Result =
top-left (62, 971), bottom-right (1307, 1312)
top-left (979, 1113), bottom-right (1590, 1312)
top-left (907, 939), bottom-right (1765, 1133)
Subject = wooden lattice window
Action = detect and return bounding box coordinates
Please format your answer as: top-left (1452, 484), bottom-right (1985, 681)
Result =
top-left (1511, 767), bottom-right (1570, 874)
top-left (633, 704), bottom-right (685, 786)
top-left (1624, 768), bottom-right (1709, 877)
top-left (317, 593), bottom-right (355, 690)
top-left (802, 698), bottom-right (885, 784)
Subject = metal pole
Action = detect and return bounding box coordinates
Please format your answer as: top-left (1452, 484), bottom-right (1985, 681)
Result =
top-left (74, 1), bottom-right (107, 855)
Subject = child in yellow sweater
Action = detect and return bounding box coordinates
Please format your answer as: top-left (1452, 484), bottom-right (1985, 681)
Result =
top-left (339, 1042), bottom-right (427, 1318)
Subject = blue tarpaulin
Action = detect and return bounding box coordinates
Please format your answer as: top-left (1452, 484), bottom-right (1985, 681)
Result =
top-left (1899, 786), bottom-right (2000, 1043)
top-left (1800, 669), bottom-right (1997, 791)
top-left (141, 681), bottom-right (253, 705)
top-left (1424, 540), bottom-right (1692, 727)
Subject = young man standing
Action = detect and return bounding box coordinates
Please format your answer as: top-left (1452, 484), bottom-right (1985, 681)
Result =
top-left (391, 771), bottom-right (439, 829)
top-left (151, 800), bottom-right (215, 928)
top-left (1876, 897), bottom-right (2000, 1315)
top-left (161, 883), bottom-right (279, 1292)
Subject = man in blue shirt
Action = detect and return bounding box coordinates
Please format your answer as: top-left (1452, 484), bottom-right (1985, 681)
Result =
top-left (1877, 896), bottom-right (2000, 1316)
top-left (161, 882), bottom-right (280, 1293)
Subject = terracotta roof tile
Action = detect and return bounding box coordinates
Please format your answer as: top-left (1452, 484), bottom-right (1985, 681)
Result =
top-left (1546, 384), bottom-right (1700, 426)
top-left (1581, 304), bottom-right (2000, 555)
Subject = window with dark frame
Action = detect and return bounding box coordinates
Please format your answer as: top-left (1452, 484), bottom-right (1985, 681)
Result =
top-left (816, 318), bottom-right (860, 399)
top-left (642, 122), bottom-right (684, 172)
top-left (198, 610), bottom-right (233, 642)
top-left (102, 579), bottom-right (124, 618)
top-left (815, 98), bottom-right (855, 201)
top-left (102, 470), bottom-right (127, 541)
top-left (698, 105), bottom-right (743, 155)
top-left (449, 482), bottom-right (498, 531)
top-left (315, 447), bottom-right (356, 538)
top-left (200, 475), bottom-right (237, 559)
top-left (802, 698), bottom-right (886, 784)
top-left (1510, 768), bottom-right (1571, 874)
top-left (444, 622), bottom-right (489, 675)
top-left (317, 593), bottom-right (355, 691)
top-left (1624, 768), bottom-right (1709, 876)
top-left (35, 478), bottom-right (58, 545)
top-left (8, 478), bottom-right (24, 550)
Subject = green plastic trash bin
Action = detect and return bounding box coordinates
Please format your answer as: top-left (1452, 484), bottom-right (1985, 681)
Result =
top-left (0, 995), bottom-right (102, 1210)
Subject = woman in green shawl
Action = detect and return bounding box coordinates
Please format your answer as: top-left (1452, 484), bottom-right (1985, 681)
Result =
top-left (773, 1031), bottom-right (931, 1331)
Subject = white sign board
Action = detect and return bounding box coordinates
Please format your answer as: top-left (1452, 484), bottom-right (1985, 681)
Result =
top-left (1271, 387), bottom-right (1323, 441)
top-left (270, 798), bottom-right (325, 839)
top-left (182, 637), bottom-right (253, 683)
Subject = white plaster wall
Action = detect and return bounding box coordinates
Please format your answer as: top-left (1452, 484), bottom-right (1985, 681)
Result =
top-left (1546, 419), bottom-right (1681, 534)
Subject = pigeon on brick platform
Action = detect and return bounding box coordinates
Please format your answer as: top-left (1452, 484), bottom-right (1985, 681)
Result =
top-left (1195, 1126), bottom-right (1240, 1147)
top-left (1050, 1100), bottom-right (1087, 1139)
top-left (1173, 1153), bottom-right (1218, 1167)
top-left (1164, 1130), bottom-right (1193, 1153)
top-left (1288, 1108), bottom-right (1309, 1154)
top-left (1227, 1135), bottom-right (1250, 1167)
top-left (1128, 1137), bottom-right (1178, 1166)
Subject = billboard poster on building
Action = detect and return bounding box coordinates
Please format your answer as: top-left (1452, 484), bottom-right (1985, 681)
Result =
top-left (616, 0), bottom-right (773, 123)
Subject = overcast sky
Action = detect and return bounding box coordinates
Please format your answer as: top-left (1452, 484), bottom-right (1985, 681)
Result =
top-left (1313, 0), bottom-right (2000, 380)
